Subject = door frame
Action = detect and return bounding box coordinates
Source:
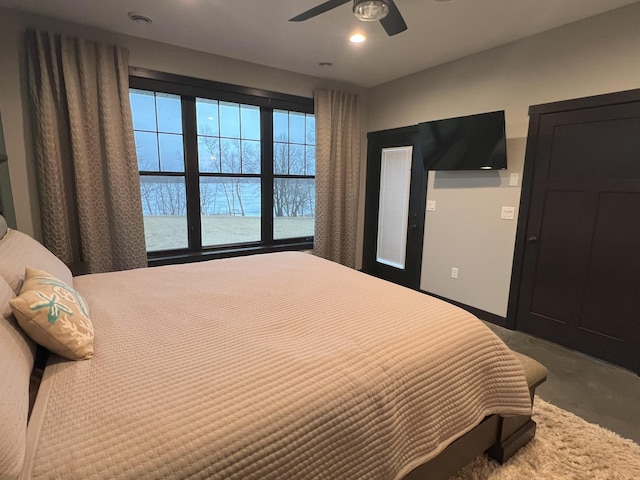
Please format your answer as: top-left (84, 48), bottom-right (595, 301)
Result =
top-left (362, 125), bottom-right (427, 289)
top-left (507, 88), bottom-right (640, 330)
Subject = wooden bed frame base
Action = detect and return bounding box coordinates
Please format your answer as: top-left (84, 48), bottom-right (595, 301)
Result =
top-left (404, 354), bottom-right (547, 480)
top-left (403, 414), bottom-right (536, 480)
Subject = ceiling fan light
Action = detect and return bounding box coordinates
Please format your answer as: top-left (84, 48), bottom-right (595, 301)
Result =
top-left (353, 0), bottom-right (389, 21)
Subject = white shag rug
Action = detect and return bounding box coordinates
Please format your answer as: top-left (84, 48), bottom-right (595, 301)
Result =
top-left (451, 398), bottom-right (640, 480)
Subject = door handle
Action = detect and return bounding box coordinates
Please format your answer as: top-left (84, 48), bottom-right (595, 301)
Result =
top-left (527, 235), bottom-right (538, 243)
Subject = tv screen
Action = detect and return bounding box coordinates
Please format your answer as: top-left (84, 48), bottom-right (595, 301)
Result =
top-left (419, 110), bottom-right (507, 171)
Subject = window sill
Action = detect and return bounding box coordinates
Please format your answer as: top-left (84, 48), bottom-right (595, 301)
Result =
top-left (147, 241), bottom-right (314, 268)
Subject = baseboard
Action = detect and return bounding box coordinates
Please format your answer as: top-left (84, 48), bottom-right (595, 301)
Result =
top-left (421, 291), bottom-right (508, 328)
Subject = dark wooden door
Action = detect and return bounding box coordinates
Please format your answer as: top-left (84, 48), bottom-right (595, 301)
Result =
top-left (516, 91), bottom-right (640, 372)
top-left (363, 126), bottom-right (427, 289)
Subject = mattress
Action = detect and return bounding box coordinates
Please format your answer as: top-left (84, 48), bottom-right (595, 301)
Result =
top-left (22, 252), bottom-right (531, 479)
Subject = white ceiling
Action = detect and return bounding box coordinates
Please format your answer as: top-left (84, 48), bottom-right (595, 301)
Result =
top-left (0, 0), bottom-right (637, 87)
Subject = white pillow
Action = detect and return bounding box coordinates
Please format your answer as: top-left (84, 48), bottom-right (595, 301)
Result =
top-left (0, 276), bottom-right (36, 480)
top-left (0, 229), bottom-right (73, 294)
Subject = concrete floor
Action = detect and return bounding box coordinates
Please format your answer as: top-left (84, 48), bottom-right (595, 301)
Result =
top-left (487, 323), bottom-right (640, 444)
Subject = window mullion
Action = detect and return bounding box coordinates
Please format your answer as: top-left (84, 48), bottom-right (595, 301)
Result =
top-left (182, 96), bottom-right (202, 251)
top-left (260, 107), bottom-right (274, 243)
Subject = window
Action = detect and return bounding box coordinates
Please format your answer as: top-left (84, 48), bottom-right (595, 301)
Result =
top-left (129, 70), bottom-right (315, 262)
top-left (196, 100), bottom-right (262, 247)
top-left (131, 90), bottom-right (188, 251)
top-left (273, 110), bottom-right (315, 240)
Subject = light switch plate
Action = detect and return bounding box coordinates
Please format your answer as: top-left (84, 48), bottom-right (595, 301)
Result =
top-left (509, 173), bottom-right (519, 186)
top-left (426, 200), bottom-right (436, 211)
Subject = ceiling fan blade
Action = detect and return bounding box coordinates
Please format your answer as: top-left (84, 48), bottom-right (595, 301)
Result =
top-left (380, 0), bottom-right (407, 36)
top-left (289, 0), bottom-right (351, 22)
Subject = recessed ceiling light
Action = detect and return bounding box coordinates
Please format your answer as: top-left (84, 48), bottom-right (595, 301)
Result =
top-left (350, 33), bottom-right (366, 43)
top-left (128, 12), bottom-right (152, 25)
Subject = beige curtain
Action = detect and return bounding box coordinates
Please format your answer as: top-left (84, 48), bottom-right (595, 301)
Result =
top-left (313, 89), bottom-right (361, 268)
top-left (26, 30), bottom-right (147, 273)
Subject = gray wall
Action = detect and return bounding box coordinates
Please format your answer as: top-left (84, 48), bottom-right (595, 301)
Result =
top-left (367, 4), bottom-right (640, 316)
top-left (1, 4), bottom-right (639, 301)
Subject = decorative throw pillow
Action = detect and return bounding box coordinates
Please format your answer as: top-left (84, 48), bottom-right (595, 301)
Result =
top-left (10, 268), bottom-right (94, 361)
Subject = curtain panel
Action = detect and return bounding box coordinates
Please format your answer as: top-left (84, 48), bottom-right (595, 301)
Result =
top-left (26, 30), bottom-right (147, 273)
top-left (313, 89), bottom-right (361, 268)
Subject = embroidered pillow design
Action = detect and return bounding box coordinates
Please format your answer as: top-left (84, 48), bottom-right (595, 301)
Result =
top-left (10, 268), bottom-right (93, 360)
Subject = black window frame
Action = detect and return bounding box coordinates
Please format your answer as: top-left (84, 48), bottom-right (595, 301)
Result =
top-left (129, 68), bottom-right (315, 267)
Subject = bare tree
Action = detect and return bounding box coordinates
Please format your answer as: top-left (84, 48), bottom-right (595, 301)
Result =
top-left (198, 131), bottom-right (253, 216)
top-left (136, 137), bottom-right (187, 216)
top-left (136, 124), bottom-right (315, 220)
top-left (273, 133), bottom-right (315, 218)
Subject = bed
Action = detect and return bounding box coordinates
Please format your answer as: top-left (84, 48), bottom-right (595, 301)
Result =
top-left (0, 220), bottom-right (546, 480)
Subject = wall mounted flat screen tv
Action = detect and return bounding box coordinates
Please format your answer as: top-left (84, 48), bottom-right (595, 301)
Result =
top-left (419, 110), bottom-right (507, 171)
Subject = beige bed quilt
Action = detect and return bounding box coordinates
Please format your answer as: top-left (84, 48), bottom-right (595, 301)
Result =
top-left (22, 252), bottom-right (531, 479)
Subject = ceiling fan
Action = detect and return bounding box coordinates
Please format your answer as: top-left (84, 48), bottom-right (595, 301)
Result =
top-left (290, 0), bottom-right (408, 37)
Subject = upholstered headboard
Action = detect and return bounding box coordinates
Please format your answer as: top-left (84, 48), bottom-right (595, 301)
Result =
top-left (0, 216), bottom-right (73, 479)
top-left (0, 214), bottom-right (7, 240)
top-left (0, 215), bottom-right (35, 479)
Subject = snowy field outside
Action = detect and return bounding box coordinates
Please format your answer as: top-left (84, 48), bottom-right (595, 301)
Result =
top-left (143, 215), bottom-right (314, 251)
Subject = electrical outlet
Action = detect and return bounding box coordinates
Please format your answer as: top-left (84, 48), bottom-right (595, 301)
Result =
top-left (426, 200), bottom-right (436, 211)
top-left (451, 267), bottom-right (458, 279)
top-left (501, 206), bottom-right (515, 220)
